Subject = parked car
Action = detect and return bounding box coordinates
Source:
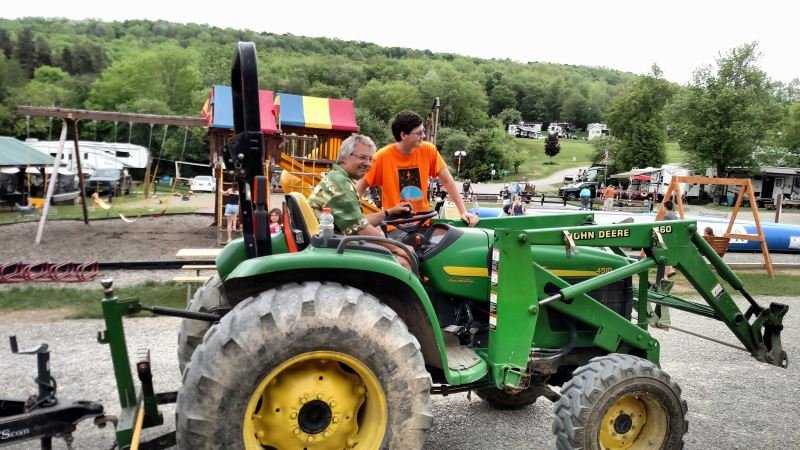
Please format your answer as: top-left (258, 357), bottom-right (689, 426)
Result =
top-left (190, 175), bottom-right (215, 192)
top-left (558, 181), bottom-right (598, 200)
top-left (84, 168), bottom-right (131, 196)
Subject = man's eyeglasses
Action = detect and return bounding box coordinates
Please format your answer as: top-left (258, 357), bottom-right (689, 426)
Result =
top-left (350, 153), bottom-right (373, 163)
top-left (408, 130), bottom-right (426, 137)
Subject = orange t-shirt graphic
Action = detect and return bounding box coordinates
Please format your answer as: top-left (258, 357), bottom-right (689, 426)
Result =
top-left (364, 142), bottom-right (447, 212)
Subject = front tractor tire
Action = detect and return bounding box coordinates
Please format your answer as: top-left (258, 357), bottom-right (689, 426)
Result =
top-left (176, 282), bottom-right (432, 450)
top-left (553, 354), bottom-right (688, 450)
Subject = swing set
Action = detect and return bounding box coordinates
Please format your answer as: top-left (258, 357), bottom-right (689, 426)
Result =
top-left (15, 106), bottom-right (206, 244)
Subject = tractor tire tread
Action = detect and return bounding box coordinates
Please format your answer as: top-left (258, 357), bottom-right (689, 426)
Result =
top-left (176, 281), bottom-right (432, 449)
top-left (176, 273), bottom-right (227, 373)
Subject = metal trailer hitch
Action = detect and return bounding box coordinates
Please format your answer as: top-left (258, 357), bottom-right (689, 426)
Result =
top-left (1, 336), bottom-right (105, 450)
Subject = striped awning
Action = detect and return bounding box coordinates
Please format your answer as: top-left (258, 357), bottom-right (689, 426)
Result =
top-left (205, 85), bottom-right (278, 133)
top-left (277, 93), bottom-right (358, 131)
top-left (205, 85), bottom-right (357, 133)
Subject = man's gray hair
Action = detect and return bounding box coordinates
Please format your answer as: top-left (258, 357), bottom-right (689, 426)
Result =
top-left (338, 134), bottom-right (376, 163)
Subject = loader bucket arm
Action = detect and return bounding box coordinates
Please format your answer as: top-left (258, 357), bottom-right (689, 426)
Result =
top-left (517, 220), bottom-right (787, 369)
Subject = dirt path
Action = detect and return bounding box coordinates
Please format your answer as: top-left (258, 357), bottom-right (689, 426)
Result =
top-left (0, 214), bottom-right (218, 263)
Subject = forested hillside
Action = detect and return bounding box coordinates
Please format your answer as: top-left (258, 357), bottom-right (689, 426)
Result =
top-left (0, 17), bottom-right (638, 166)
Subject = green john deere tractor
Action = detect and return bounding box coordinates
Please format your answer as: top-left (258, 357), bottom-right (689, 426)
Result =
top-left (97, 42), bottom-right (788, 450)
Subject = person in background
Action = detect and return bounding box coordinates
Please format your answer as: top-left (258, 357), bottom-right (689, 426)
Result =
top-left (222, 184), bottom-right (240, 242)
top-left (512, 195), bottom-right (526, 216)
top-left (645, 193), bottom-right (653, 213)
top-left (308, 134), bottom-right (413, 268)
top-left (703, 226), bottom-right (715, 237)
top-left (658, 200), bottom-right (680, 280)
top-left (462, 179), bottom-right (473, 201)
top-left (661, 200), bottom-right (680, 220)
top-left (579, 186), bottom-right (592, 210)
top-left (602, 184), bottom-right (617, 211)
top-left (357, 110), bottom-right (478, 227)
top-left (499, 183), bottom-right (512, 214)
top-left (471, 194), bottom-right (480, 217)
top-left (269, 208), bottom-right (282, 235)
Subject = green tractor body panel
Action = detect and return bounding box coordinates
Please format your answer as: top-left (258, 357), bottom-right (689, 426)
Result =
top-left (421, 226), bottom-right (632, 305)
top-left (216, 233), bottom-right (288, 280)
top-left (223, 244), bottom-right (488, 385)
top-left (220, 214), bottom-right (656, 389)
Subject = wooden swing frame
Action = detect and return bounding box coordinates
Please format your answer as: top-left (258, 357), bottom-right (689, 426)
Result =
top-left (656, 176), bottom-right (773, 277)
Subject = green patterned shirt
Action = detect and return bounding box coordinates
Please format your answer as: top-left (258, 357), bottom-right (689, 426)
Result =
top-left (308, 164), bottom-right (369, 235)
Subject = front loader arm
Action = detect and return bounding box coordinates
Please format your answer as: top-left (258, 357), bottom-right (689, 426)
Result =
top-left (523, 220), bottom-right (788, 368)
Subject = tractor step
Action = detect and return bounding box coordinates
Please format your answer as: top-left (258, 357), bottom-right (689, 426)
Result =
top-left (443, 333), bottom-right (482, 370)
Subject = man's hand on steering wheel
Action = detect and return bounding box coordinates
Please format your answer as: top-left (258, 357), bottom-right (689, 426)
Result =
top-left (461, 211), bottom-right (479, 227)
top-left (383, 206), bottom-right (438, 234)
top-left (385, 201), bottom-right (413, 219)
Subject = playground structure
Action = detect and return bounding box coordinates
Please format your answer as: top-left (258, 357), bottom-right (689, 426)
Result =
top-left (203, 83), bottom-right (430, 240)
top-left (15, 106), bottom-right (206, 228)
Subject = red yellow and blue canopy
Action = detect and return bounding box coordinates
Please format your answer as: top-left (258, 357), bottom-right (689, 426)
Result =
top-left (204, 85), bottom-right (358, 133)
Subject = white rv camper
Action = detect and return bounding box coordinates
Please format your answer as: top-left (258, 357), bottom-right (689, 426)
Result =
top-left (507, 123), bottom-right (541, 139)
top-left (646, 165), bottom-right (700, 201)
top-left (25, 139), bottom-right (149, 172)
top-left (587, 123), bottom-right (609, 140)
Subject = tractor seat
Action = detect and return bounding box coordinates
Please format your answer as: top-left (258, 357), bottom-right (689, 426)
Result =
top-left (283, 192), bottom-right (320, 252)
top-left (283, 192), bottom-right (419, 272)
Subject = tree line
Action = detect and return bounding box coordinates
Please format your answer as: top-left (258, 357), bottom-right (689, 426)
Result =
top-left (0, 18), bottom-right (797, 182)
top-left (0, 17), bottom-right (635, 174)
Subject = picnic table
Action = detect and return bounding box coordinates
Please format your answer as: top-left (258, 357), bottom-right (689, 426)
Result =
top-left (174, 248), bottom-right (221, 303)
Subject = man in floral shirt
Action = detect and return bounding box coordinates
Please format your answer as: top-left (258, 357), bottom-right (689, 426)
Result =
top-left (308, 134), bottom-right (413, 267)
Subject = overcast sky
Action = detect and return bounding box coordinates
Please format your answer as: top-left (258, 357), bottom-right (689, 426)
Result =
top-left (3, 0), bottom-right (797, 85)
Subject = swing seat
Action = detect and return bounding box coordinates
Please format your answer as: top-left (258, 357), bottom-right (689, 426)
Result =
top-left (91, 193), bottom-right (112, 210)
top-left (704, 236), bottom-right (730, 257)
top-left (14, 203), bottom-right (36, 216)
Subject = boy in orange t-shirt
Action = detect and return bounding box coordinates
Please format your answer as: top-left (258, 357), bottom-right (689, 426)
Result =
top-left (357, 111), bottom-right (478, 227)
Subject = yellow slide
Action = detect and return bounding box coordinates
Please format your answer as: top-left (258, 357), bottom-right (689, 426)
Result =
top-left (278, 153), bottom-right (379, 214)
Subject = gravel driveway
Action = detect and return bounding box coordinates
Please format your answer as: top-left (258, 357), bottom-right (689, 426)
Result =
top-left (1, 296), bottom-right (797, 449)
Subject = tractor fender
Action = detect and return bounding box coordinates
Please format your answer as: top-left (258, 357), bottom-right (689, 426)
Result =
top-left (215, 234), bottom-right (288, 280)
top-left (223, 248), bottom-right (479, 385)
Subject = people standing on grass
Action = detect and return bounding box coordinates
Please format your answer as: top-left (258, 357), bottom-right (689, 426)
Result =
top-left (222, 184), bottom-right (240, 242)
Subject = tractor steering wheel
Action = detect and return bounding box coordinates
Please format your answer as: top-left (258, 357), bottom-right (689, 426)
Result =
top-left (383, 210), bottom-right (438, 234)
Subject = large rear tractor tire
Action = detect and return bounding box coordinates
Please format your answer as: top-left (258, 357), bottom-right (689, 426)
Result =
top-left (176, 274), bottom-right (227, 373)
top-left (176, 282), bottom-right (432, 449)
top-left (553, 354), bottom-right (688, 450)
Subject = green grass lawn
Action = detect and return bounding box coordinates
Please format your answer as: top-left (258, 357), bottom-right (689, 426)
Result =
top-left (498, 139), bottom-right (685, 184)
top-left (667, 270), bottom-right (800, 296)
top-left (0, 281), bottom-right (186, 319)
top-left (0, 185), bottom-right (200, 225)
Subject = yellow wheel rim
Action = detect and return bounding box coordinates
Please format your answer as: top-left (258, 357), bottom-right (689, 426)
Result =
top-left (598, 393), bottom-right (667, 450)
top-left (243, 351), bottom-right (387, 449)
